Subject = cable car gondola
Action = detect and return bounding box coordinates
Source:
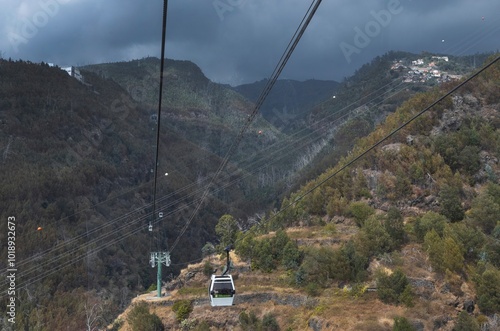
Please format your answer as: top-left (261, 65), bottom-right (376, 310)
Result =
top-left (208, 246), bottom-right (235, 306)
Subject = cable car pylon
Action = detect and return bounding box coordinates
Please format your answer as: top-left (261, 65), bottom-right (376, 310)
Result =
top-left (150, 251), bottom-right (171, 297)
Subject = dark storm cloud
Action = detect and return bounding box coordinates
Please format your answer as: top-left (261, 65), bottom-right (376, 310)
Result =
top-left (1, 0), bottom-right (498, 85)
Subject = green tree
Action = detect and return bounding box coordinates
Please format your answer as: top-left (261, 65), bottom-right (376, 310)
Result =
top-left (356, 216), bottom-right (393, 257)
top-left (493, 222), bottom-right (500, 239)
top-left (458, 145), bottom-right (481, 176)
top-left (341, 240), bottom-right (369, 282)
top-left (446, 222), bottom-right (484, 260)
top-left (203, 260), bottom-right (214, 277)
top-left (215, 214), bottom-right (239, 251)
top-left (424, 230), bottom-right (464, 273)
top-left (414, 211), bottom-right (447, 242)
top-left (376, 269), bottom-right (414, 306)
top-left (476, 267), bottom-right (500, 315)
top-left (301, 247), bottom-right (334, 286)
top-left (486, 182), bottom-right (500, 205)
top-left (442, 237), bottom-right (464, 273)
top-left (281, 241), bottom-right (302, 270)
top-left (385, 207), bottom-right (406, 249)
top-left (468, 193), bottom-right (500, 234)
top-left (424, 230), bottom-right (445, 272)
top-left (235, 231), bottom-right (257, 261)
top-left (253, 239), bottom-right (275, 272)
top-left (395, 170), bottom-right (412, 198)
top-left (438, 184), bottom-right (464, 222)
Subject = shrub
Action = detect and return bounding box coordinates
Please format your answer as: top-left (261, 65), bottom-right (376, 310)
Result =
top-left (127, 302), bottom-right (164, 331)
top-left (356, 216), bottom-right (394, 258)
top-left (393, 316), bottom-right (416, 331)
top-left (468, 193), bottom-right (500, 234)
top-left (453, 311), bottom-right (480, 331)
top-left (262, 313), bottom-right (280, 331)
top-left (194, 320), bottom-right (211, 331)
top-left (239, 311), bottom-right (260, 331)
top-left (438, 184), bottom-right (464, 222)
top-left (347, 201), bottom-right (375, 227)
top-left (424, 230), bottom-right (464, 273)
top-left (172, 300), bottom-right (193, 322)
top-left (305, 282), bottom-right (321, 297)
top-left (146, 283), bottom-right (157, 292)
top-left (201, 242), bottom-right (215, 257)
top-left (476, 267), bottom-right (500, 315)
top-left (203, 260), bottom-right (214, 277)
top-left (376, 269), bottom-right (414, 307)
top-left (414, 211), bottom-right (447, 242)
top-left (385, 207), bottom-right (406, 249)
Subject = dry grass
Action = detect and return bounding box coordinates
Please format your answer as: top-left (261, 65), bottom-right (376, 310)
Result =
top-left (113, 223), bottom-right (472, 331)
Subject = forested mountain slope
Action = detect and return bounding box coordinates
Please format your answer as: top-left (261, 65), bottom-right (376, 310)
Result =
top-left (0, 59), bottom-right (277, 330)
top-left (118, 54), bottom-right (500, 331)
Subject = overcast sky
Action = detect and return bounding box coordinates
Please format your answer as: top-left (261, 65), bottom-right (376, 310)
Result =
top-left (1, 0), bottom-right (499, 85)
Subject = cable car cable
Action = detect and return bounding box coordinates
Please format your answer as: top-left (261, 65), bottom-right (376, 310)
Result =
top-left (261, 54), bottom-right (500, 227)
top-left (151, 0), bottom-right (170, 251)
top-left (169, 0), bottom-right (324, 253)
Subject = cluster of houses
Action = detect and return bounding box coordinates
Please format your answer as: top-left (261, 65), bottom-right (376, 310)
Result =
top-left (391, 56), bottom-right (462, 84)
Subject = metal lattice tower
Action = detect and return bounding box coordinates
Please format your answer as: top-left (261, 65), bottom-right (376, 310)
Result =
top-left (150, 252), bottom-right (171, 297)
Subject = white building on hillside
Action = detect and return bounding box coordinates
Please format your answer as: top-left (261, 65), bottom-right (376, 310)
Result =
top-left (62, 66), bottom-right (83, 82)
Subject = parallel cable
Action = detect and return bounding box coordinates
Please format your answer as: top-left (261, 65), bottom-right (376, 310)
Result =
top-left (169, 0), bottom-right (323, 252)
top-left (151, 0), bottom-right (169, 251)
top-left (266, 54), bottom-right (500, 222)
top-left (6, 7), bottom-right (496, 291)
top-left (0, 56), bottom-right (490, 296)
top-left (0, 75), bottom-right (407, 289)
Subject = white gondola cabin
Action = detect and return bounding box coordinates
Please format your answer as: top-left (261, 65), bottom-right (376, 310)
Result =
top-left (208, 274), bottom-right (235, 306)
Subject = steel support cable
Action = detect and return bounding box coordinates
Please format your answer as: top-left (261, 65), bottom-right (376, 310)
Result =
top-left (151, 81), bottom-right (409, 223)
top-left (7, 53), bottom-right (492, 294)
top-left (0, 202), bottom-right (149, 275)
top-left (264, 54), bottom-right (500, 224)
top-left (10, 9), bottom-right (472, 290)
top-left (168, 0), bottom-right (323, 252)
top-left (7, 66), bottom-right (403, 277)
top-left (8, 10), bottom-right (494, 282)
top-left (151, 0), bottom-right (169, 251)
top-left (0, 81), bottom-right (417, 292)
top-left (445, 20), bottom-right (500, 56)
top-left (455, 26), bottom-right (500, 56)
top-left (16, 17), bottom-right (491, 245)
top-left (1, 73), bottom-right (407, 285)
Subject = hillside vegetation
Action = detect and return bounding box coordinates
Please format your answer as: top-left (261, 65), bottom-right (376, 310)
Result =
top-left (118, 54), bottom-right (500, 331)
top-left (0, 58), bottom-right (280, 330)
top-left (0, 51), bottom-right (496, 330)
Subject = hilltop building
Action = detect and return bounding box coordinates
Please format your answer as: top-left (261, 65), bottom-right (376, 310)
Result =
top-left (62, 66), bottom-right (83, 82)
